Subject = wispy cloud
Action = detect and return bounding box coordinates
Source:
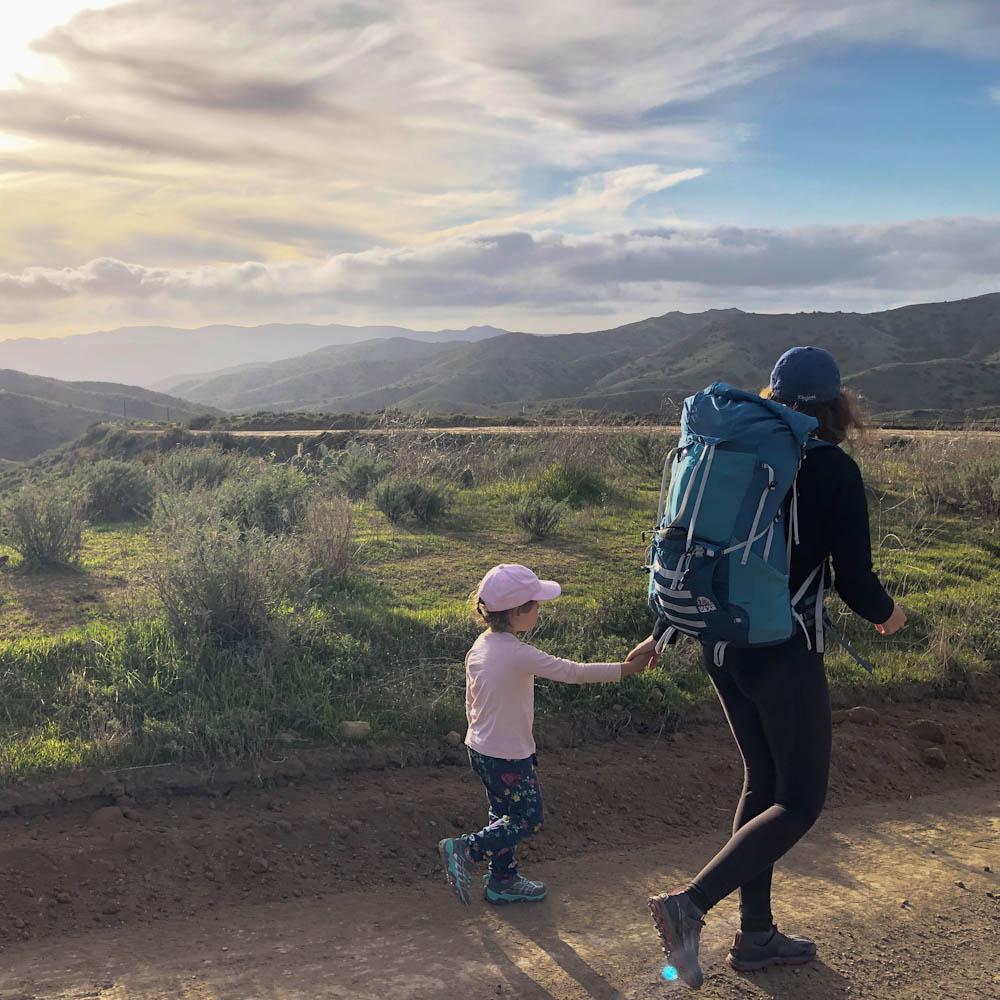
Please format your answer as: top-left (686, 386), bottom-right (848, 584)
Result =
top-left (1, 0), bottom-right (999, 332)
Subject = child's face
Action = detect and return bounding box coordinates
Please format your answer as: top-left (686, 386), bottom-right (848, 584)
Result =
top-left (508, 600), bottom-right (539, 633)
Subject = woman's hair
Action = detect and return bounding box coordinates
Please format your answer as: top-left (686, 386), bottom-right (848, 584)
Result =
top-left (760, 386), bottom-right (866, 445)
top-left (473, 596), bottom-right (537, 632)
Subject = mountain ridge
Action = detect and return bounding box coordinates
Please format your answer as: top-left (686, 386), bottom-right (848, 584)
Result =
top-left (0, 370), bottom-right (217, 461)
top-left (0, 323), bottom-right (507, 389)
top-left (167, 292), bottom-right (1000, 418)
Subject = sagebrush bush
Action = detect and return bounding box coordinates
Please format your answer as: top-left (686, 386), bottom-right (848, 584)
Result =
top-left (216, 464), bottom-right (312, 534)
top-left (155, 446), bottom-right (246, 491)
top-left (150, 486), bottom-right (221, 535)
top-left (152, 514), bottom-right (303, 649)
top-left (611, 433), bottom-right (668, 477)
top-left (297, 496), bottom-right (357, 588)
top-left (956, 460), bottom-right (1000, 516)
top-left (2, 484), bottom-right (85, 568)
top-left (532, 461), bottom-right (608, 507)
top-left (513, 496), bottom-right (564, 539)
top-left (333, 448), bottom-right (392, 499)
top-left (373, 478), bottom-right (450, 524)
top-left (77, 459), bottom-right (154, 522)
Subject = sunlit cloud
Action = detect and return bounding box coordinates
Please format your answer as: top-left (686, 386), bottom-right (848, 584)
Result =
top-left (3, 216), bottom-right (997, 323)
top-left (0, 0), bottom-right (998, 334)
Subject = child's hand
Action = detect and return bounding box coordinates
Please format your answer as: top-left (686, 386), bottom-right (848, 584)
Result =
top-left (622, 636), bottom-right (658, 675)
top-left (622, 656), bottom-right (650, 677)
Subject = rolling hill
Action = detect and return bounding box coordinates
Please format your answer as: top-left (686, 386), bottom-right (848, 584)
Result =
top-left (0, 371), bottom-right (218, 461)
top-left (0, 323), bottom-right (506, 389)
top-left (167, 293), bottom-right (1000, 421)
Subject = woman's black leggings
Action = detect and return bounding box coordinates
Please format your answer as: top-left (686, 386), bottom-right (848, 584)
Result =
top-left (686, 634), bottom-right (832, 932)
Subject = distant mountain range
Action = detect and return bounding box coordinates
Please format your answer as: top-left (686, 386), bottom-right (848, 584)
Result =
top-left (0, 322), bottom-right (506, 389)
top-left (167, 293), bottom-right (1000, 422)
top-left (0, 370), bottom-right (216, 461)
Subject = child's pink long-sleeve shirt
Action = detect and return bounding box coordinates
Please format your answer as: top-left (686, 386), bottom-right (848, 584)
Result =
top-left (464, 631), bottom-right (623, 760)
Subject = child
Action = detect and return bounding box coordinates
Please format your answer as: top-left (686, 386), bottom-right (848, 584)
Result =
top-left (438, 563), bottom-right (650, 906)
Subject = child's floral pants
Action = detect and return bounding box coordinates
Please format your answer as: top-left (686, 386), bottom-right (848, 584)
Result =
top-left (466, 749), bottom-right (544, 880)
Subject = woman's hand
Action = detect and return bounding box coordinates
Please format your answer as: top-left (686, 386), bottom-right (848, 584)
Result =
top-left (623, 635), bottom-right (659, 674)
top-left (875, 604), bottom-right (907, 636)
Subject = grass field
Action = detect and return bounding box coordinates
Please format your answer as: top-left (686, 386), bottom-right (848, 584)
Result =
top-left (0, 423), bottom-right (997, 777)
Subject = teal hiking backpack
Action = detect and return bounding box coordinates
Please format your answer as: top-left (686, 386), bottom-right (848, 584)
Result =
top-left (647, 383), bottom-right (838, 666)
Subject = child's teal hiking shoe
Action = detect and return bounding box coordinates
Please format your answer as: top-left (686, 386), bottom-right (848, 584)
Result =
top-left (438, 838), bottom-right (474, 906)
top-left (484, 874), bottom-right (547, 905)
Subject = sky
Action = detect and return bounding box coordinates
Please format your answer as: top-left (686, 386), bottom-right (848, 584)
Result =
top-left (1, 0), bottom-right (999, 339)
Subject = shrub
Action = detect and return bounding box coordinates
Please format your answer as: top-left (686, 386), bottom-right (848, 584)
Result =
top-left (956, 460), bottom-right (1000, 516)
top-left (611, 433), bottom-right (669, 477)
top-left (297, 496), bottom-right (357, 588)
top-left (157, 426), bottom-right (196, 451)
top-left (513, 496), bottom-right (564, 539)
top-left (333, 448), bottom-right (392, 499)
top-left (216, 464), bottom-right (313, 534)
top-left (151, 486), bottom-right (222, 535)
top-left (533, 461), bottom-right (608, 507)
top-left (77, 459), bottom-right (154, 521)
top-left (373, 478), bottom-right (451, 524)
top-left (2, 484), bottom-right (85, 568)
top-left (155, 446), bottom-right (245, 491)
top-left (152, 514), bottom-right (303, 650)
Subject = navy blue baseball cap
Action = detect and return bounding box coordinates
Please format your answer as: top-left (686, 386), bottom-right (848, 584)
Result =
top-left (769, 346), bottom-right (841, 404)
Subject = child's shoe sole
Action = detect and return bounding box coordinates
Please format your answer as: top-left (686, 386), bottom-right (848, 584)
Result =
top-left (438, 838), bottom-right (473, 906)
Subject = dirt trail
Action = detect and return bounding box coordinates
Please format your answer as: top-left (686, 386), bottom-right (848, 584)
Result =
top-left (1, 783), bottom-right (997, 1000)
top-left (170, 426), bottom-right (1000, 439)
top-left (0, 695), bottom-right (996, 999)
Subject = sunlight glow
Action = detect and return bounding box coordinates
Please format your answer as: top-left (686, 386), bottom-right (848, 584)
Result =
top-left (0, 2), bottom-right (124, 87)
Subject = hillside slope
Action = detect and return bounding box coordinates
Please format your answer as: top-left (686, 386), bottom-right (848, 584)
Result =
top-left (168, 293), bottom-right (1000, 418)
top-left (0, 371), bottom-right (217, 461)
top-left (0, 323), bottom-right (506, 389)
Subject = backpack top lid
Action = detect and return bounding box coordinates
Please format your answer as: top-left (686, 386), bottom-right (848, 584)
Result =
top-left (680, 382), bottom-right (818, 449)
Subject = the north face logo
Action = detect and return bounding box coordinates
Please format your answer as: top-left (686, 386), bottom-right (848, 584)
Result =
top-left (696, 596), bottom-right (717, 614)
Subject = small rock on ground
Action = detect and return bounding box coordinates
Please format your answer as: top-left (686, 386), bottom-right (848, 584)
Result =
top-left (832, 706), bottom-right (879, 726)
top-left (340, 721), bottom-right (371, 740)
top-left (923, 746), bottom-right (948, 769)
top-left (89, 806), bottom-right (127, 829)
top-left (908, 718), bottom-right (946, 744)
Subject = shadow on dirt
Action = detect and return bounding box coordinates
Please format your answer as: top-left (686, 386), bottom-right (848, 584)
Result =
top-left (733, 958), bottom-right (851, 998)
top-left (480, 898), bottom-right (629, 1000)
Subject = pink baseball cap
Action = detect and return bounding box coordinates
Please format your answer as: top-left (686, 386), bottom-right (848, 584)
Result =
top-left (476, 564), bottom-right (561, 612)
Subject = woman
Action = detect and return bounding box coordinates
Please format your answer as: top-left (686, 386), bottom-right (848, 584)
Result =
top-left (629, 346), bottom-right (906, 989)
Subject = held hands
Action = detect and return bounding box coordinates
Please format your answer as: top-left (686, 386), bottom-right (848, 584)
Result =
top-left (622, 635), bottom-right (659, 676)
top-left (875, 604), bottom-right (907, 636)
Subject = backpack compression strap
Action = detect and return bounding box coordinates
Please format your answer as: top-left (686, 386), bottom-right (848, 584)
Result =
top-left (823, 615), bottom-right (876, 674)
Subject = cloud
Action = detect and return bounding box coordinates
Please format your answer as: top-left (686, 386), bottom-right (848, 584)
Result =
top-left (2, 216), bottom-right (997, 322)
top-left (438, 165), bottom-right (706, 237)
top-left (2, 0), bottom-right (1000, 331)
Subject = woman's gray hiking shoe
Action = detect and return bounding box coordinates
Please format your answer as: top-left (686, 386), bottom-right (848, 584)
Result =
top-left (438, 838), bottom-right (474, 906)
top-left (727, 924), bottom-right (817, 972)
top-left (648, 891), bottom-right (705, 990)
top-left (483, 874), bottom-right (547, 905)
